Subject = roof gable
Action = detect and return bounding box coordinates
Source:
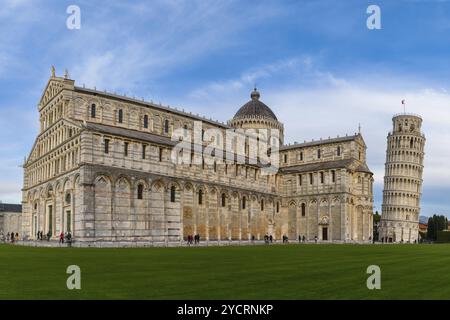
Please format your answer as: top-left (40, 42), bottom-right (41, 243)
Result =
top-left (38, 76), bottom-right (75, 109)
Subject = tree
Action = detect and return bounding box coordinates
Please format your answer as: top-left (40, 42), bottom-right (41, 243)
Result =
top-left (373, 211), bottom-right (381, 241)
top-left (373, 211), bottom-right (381, 224)
top-left (426, 215), bottom-right (448, 241)
top-left (427, 217), bottom-right (435, 240)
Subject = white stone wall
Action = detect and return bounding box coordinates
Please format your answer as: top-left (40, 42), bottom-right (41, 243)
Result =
top-left (0, 212), bottom-right (22, 235)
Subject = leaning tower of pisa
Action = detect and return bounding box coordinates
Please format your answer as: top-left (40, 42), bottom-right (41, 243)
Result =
top-left (379, 113), bottom-right (425, 243)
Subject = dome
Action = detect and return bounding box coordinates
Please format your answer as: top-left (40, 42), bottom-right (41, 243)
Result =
top-left (233, 88), bottom-right (278, 121)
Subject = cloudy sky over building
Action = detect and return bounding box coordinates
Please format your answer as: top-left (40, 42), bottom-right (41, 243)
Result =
top-left (0, 0), bottom-right (449, 216)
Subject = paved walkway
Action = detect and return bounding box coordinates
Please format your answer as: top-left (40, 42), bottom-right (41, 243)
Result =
top-left (7, 239), bottom-right (374, 248)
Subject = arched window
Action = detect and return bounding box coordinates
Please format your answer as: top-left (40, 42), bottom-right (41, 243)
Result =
top-left (124, 142), bottom-right (129, 157)
top-left (198, 189), bottom-right (203, 205)
top-left (337, 146), bottom-right (341, 156)
top-left (300, 152), bottom-right (303, 161)
top-left (301, 203), bottom-right (306, 216)
top-left (170, 186), bottom-right (176, 203)
top-left (137, 184), bottom-right (144, 200)
top-left (221, 193), bottom-right (226, 207)
top-left (242, 196), bottom-right (246, 209)
top-left (142, 144), bottom-right (146, 159)
top-left (284, 154), bottom-right (288, 163)
top-left (104, 139), bottom-right (110, 154)
top-left (143, 115), bottom-right (148, 128)
top-left (410, 138), bottom-right (414, 148)
top-left (261, 199), bottom-right (264, 211)
top-left (276, 202), bottom-right (280, 213)
top-left (91, 104), bottom-right (96, 118)
top-left (320, 172), bottom-right (324, 184)
top-left (164, 119), bottom-right (169, 133)
top-left (317, 149), bottom-right (321, 159)
top-left (65, 193), bottom-right (71, 205)
top-left (118, 109), bottom-right (123, 123)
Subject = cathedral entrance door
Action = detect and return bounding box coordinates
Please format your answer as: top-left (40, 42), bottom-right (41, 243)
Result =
top-left (322, 227), bottom-right (328, 241)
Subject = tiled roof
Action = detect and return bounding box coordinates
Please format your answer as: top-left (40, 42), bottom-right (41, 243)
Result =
top-left (0, 203), bottom-right (22, 213)
top-left (280, 158), bottom-right (372, 174)
top-left (280, 134), bottom-right (360, 150)
top-left (83, 122), bottom-right (177, 147)
top-left (233, 89), bottom-right (277, 121)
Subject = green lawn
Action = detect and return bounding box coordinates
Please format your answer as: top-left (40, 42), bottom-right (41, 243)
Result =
top-left (0, 243), bottom-right (449, 299)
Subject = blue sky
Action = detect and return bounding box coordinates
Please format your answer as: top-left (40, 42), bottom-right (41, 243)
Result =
top-left (1, 0), bottom-right (450, 217)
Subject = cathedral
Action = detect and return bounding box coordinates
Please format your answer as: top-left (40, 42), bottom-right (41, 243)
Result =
top-left (21, 70), bottom-right (374, 246)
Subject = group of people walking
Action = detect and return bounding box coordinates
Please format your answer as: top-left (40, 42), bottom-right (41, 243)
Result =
top-left (264, 234), bottom-right (273, 243)
top-left (59, 231), bottom-right (72, 246)
top-left (186, 234), bottom-right (200, 245)
top-left (0, 232), bottom-right (19, 243)
top-left (35, 230), bottom-right (72, 245)
top-left (36, 230), bottom-right (52, 241)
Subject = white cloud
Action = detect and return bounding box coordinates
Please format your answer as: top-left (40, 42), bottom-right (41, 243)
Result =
top-left (63, 0), bottom-right (284, 92)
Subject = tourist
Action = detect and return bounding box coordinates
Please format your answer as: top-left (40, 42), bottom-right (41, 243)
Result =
top-left (302, 235), bottom-right (306, 243)
top-left (6, 232), bottom-right (10, 241)
top-left (67, 232), bottom-right (72, 247)
top-left (10, 232), bottom-right (15, 243)
top-left (298, 235), bottom-right (301, 243)
top-left (15, 233), bottom-right (19, 240)
top-left (59, 232), bottom-right (64, 244)
top-left (47, 231), bottom-right (51, 241)
top-left (269, 235), bottom-right (273, 243)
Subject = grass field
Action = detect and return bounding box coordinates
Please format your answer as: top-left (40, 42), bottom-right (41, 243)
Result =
top-left (0, 243), bottom-right (449, 299)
